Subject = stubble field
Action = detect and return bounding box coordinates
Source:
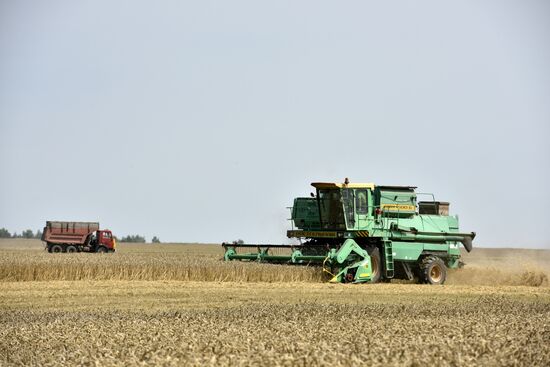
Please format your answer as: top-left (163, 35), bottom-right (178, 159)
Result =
top-left (0, 239), bottom-right (549, 366)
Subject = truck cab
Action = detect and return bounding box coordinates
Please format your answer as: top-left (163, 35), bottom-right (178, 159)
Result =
top-left (90, 229), bottom-right (116, 252)
top-left (95, 230), bottom-right (116, 252)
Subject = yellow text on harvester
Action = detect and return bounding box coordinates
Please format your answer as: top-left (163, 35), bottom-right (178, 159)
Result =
top-left (381, 204), bottom-right (415, 211)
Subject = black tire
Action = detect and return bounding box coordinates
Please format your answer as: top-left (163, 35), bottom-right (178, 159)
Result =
top-left (96, 246), bottom-right (107, 253)
top-left (418, 256), bottom-right (447, 285)
top-left (66, 245), bottom-right (77, 253)
top-left (51, 244), bottom-right (63, 253)
top-left (366, 246), bottom-right (381, 283)
top-left (47, 243), bottom-right (53, 253)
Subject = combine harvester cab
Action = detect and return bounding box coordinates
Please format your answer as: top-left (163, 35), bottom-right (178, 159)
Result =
top-left (222, 179), bottom-right (475, 285)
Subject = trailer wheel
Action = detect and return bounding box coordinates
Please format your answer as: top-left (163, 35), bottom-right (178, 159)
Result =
top-left (51, 244), bottom-right (63, 253)
top-left (66, 245), bottom-right (77, 253)
top-left (366, 247), bottom-right (381, 283)
top-left (419, 256), bottom-right (447, 285)
top-left (96, 246), bottom-right (107, 253)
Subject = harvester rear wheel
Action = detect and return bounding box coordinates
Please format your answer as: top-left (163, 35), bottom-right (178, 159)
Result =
top-left (419, 256), bottom-right (447, 285)
top-left (51, 244), bottom-right (63, 253)
top-left (366, 247), bottom-right (381, 283)
top-left (66, 245), bottom-right (77, 253)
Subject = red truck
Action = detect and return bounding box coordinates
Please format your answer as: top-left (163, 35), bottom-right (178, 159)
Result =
top-left (42, 221), bottom-right (116, 253)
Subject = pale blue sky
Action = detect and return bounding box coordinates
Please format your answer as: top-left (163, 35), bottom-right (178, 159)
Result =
top-left (1, 1), bottom-right (549, 247)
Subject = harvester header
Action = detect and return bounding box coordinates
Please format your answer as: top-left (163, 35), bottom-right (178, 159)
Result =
top-left (223, 179), bottom-right (475, 285)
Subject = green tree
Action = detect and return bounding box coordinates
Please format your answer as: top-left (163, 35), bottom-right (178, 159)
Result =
top-left (35, 229), bottom-right (43, 239)
top-left (22, 229), bottom-right (34, 239)
top-left (152, 236), bottom-right (160, 243)
top-left (120, 235), bottom-right (146, 243)
top-left (0, 228), bottom-right (11, 238)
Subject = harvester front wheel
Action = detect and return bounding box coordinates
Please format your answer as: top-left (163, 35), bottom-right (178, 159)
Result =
top-left (367, 247), bottom-right (381, 283)
top-left (419, 256), bottom-right (447, 285)
top-left (96, 246), bottom-right (107, 253)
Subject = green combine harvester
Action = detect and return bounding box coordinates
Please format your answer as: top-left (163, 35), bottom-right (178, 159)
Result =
top-left (222, 179), bottom-right (475, 285)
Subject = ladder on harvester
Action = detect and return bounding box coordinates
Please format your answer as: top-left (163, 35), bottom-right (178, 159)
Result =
top-left (383, 240), bottom-right (394, 279)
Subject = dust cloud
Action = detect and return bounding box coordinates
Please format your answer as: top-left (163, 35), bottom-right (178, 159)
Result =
top-left (447, 248), bottom-right (550, 287)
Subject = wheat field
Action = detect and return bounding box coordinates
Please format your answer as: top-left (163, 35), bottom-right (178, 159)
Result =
top-left (1, 239), bottom-right (549, 366)
top-left (0, 240), bottom-right (323, 283)
top-left (0, 239), bottom-right (548, 286)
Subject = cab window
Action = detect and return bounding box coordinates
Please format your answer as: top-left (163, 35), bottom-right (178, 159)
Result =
top-left (356, 189), bottom-right (368, 214)
top-left (341, 189), bottom-right (355, 227)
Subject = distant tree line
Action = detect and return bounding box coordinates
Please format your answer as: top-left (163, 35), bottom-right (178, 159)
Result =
top-left (0, 228), bottom-right (42, 239)
top-left (119, 235), bottom-right (146, 243)
top-left (117, 235), bottom-right (161, 243)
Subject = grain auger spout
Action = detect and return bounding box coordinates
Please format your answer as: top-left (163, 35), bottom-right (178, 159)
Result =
top-left (389, 224), bottom-right (476, 253)
top-left (222, 179), bottom-right (476, 285)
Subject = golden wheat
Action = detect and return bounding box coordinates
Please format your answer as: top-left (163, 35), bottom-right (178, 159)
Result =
top-left (1, 240), bottom-right (550, 366)
top-left (0, 241), bottom-right (324, 283)
top-left (0, 240), bottom-right (548, 286)
top-left (1, 281), bottom-right (549, 366)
